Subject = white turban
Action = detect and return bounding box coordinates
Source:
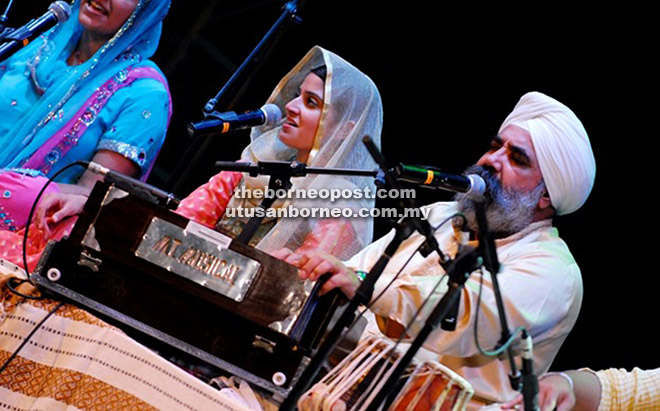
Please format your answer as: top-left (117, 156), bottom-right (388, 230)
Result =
top-left (499, 92), bottom-right (596, 215)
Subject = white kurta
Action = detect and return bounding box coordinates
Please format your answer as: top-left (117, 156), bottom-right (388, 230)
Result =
top-left (345, 202), bottom-right (583, 404)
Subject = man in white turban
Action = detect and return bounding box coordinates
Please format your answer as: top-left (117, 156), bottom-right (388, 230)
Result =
top-left (498, 91), bottom-right (595, 216)
top-left (456, 91), bottom-right (596, 237)
top-left (283, 91), bottom-right (596, 406)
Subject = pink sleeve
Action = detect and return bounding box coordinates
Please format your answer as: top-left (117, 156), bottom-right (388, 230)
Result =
top-left (295, 219), bottom-right (357, 256)
top-left (175, 171), bottom-right (243, 228)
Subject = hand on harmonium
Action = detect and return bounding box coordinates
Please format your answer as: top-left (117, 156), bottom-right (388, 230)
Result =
top-left (35, 192), bottom-right (87, 232)
top-left (278, 249), bottom-right (361, 299)
top-left (269, 247), bottom-right (295, 261)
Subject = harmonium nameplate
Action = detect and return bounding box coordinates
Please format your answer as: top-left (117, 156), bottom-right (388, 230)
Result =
top-left (135, 217), bottom-right (260, 302)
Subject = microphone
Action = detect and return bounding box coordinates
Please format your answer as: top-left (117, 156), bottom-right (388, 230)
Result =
top-left (85, 162), bottom-right (180, 208)
top-left (520, 330), bottom-right (540, 411)
top-left (188, 104), bottom-right (282, 136)
top-left (0, 1), bottom-right (71, 61)
top-left (393, 163), bottom-right (486, 199)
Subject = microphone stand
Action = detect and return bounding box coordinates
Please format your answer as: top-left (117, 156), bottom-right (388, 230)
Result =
top-left (279, 137), bottom-right (442, 410)
top-left (202, 0), bottom-right (303, 115)
top-left (474, 200), bottom-right (538, 409)
top-left (214, 160), bottom-right (379, 245)
top-left (473, 199), bottom-right (521, 389)
top-left (216, 160), bottom-right (378, 179)
top-left (521, 330), bottom-right (540, 411)
top-left (366, 246), bottom-right (482, 411)
top-left (223, 161), bottom-right (296, 245)
top-left (168, 0), bottom-right (304, 193)
top-left (367, 198), bottom-right (536, 410)
top-left (0, 0), bottom-right (14, 36)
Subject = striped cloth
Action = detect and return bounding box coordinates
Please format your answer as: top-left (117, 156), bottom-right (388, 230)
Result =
top-left (596, 367), bottom-right (660, 411)
top-left (0, 274), bottom-right (248, 410)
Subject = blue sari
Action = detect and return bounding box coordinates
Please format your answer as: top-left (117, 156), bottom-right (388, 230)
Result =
top-left (0, 0), bottom-right (172, 183)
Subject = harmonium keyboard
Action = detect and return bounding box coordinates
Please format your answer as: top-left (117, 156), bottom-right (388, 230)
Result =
top-left (31, 181), bottom-right (342, 396)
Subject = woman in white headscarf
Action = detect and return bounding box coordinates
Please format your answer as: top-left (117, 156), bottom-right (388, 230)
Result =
top-left (177, 46), bottom-right (383, 259)
top-left (10, 46), bottom-right (381, 274)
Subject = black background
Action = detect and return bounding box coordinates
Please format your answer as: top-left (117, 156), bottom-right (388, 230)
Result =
top-left (9, 1), bottom-right (657, 374)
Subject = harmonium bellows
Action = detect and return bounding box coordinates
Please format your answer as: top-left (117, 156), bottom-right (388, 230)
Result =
top-left (32, 182), bottom-right (341, 396)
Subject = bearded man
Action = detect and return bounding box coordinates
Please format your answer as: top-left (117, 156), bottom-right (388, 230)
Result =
top-left (283, 91), bottom-right (596, 405)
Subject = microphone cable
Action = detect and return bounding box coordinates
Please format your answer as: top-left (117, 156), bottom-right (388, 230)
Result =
top-left (0, 301), bottom-right (65, 375)
top-left (347, 213), bottom-right (461, 332)
top-left (2, 164), bottom-right (79, 376)
top-left (473, 268), bottom-right (526, 356)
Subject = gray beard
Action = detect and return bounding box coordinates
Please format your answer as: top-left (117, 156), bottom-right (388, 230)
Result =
top-left (454, 165), bottom-right (546, 237)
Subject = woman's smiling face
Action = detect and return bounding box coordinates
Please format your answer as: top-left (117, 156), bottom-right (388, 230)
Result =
top-left (78, 0), bottom-right (139, 39)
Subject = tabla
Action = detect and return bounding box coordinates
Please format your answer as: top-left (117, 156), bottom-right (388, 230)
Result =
top-left (389, 361), bottom-right (474, 411)
top-left (298, 335), bottom-right (473, 411)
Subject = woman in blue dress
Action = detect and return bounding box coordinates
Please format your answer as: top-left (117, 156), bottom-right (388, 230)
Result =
top-left (0, 0), bottom-right (171, 267)
top-left (0, 0), bottom-right (171, 224)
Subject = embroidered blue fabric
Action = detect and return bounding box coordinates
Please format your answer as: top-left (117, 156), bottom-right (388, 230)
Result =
top-left (0, 0), bottom-right (171, 183)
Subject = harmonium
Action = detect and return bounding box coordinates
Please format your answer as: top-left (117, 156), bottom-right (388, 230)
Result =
top-left (31, 181), bottom-right (342, 397)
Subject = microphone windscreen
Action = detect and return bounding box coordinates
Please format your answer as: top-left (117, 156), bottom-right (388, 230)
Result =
top-left (50, 1), bottom-right (72, 22)
top-left (261, 104), bottom-right (282, 127)
top-left (467, 174), bottom-right (486, 198)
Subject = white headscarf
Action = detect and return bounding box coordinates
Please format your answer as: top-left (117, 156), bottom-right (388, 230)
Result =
top-left (220, 46), bottom-right (383, 259)
top-left (499, 92), bottom-right (596, 215)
